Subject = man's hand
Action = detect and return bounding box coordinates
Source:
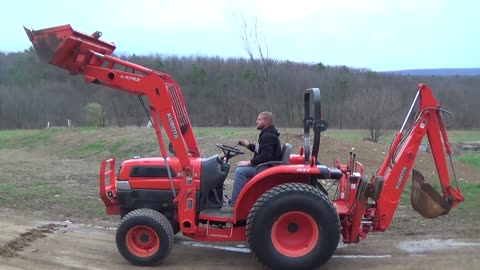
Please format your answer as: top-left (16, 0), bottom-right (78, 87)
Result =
top-left (237, 160), bottom-right (251, 167)
top-left (239, 139), bottom-right (249, 147)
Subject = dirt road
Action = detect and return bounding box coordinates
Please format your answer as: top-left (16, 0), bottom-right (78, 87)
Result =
top-left (1, 210), bottom-right (479, 270)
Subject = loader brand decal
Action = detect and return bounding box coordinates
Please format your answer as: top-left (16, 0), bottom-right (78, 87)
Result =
top-left (119, 74), bottom-right (140, 82)
top-left (167, 113), bottom-right (179, 139)
top-left (395, 166), bottom-right (408, 190)
top-left (420, 120), bottom-right (426, 129)
top-left (296, 168), bottom-right (311, 172)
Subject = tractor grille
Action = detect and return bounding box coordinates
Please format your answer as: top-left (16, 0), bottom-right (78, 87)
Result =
top-left (130, 166), bottom-right (176, 178)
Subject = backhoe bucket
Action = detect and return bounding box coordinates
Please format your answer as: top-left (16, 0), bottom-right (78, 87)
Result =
top-left (411, 169), bottom-right (451, 219)
top-left (24, 24), bottom-right (115, 72)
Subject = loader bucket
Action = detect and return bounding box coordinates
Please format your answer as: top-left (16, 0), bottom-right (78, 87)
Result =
top-left (411, 169), bottom-right (451, 219)
top-left (24, 24), bottom-right (115, 72)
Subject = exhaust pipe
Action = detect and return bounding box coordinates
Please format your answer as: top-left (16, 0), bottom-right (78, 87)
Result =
top-left (411, 169), bottom-right (451, 219)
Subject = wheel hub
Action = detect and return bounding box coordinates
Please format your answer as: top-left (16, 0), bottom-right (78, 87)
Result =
top-left (126, 225), bottom-right (160, 257)
top-left (287, 223), bottom-right (299, 233)
top-left (271, 211), bottom-right (319, 257)
top-left (140, 233), bottom-right (150, 243)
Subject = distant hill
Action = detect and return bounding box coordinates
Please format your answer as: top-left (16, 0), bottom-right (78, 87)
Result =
top-left (382, 68), bottom-right (480, 77)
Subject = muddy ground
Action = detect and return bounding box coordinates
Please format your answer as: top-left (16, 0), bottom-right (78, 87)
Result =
top-left (0, 210), bottom-right (479, 270)
top-left (0, 129), bottom-right (479, 269)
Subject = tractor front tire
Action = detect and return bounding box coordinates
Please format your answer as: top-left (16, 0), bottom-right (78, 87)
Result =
top-left (247, 183), bottom-right (340, 270)
top-left (116, 208), bottom-right (174, 266)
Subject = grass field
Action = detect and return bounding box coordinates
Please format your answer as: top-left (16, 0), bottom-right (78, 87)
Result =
top-left (0, 127), bottom-right (478, 222)
top-left (1, 127), bottom-right (479, 165)
top-left (324, 128), bottom-right (480, 143)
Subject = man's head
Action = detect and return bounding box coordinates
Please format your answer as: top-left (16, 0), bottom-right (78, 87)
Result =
top-left (256, 111), bottom-right (274, 130)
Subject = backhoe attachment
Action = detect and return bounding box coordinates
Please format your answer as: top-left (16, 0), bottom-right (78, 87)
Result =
top-left (373, 84), bottom-right (464, 231)
top-left (411, 169), bottom-right (451, 218)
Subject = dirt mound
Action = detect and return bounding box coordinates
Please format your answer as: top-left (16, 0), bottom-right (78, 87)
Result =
top-left (0, 224), bottom-right (66, 258)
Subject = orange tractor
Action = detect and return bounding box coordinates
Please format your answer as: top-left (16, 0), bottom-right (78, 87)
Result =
top-left (25, 24), bottom-right (464, 270)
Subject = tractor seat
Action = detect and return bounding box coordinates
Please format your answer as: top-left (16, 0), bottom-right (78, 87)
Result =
top-left (255, 143), bottom-right (292, 174)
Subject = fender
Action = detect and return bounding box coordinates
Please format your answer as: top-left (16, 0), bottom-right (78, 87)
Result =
top-left (233, 164), bottom-right (340, 222)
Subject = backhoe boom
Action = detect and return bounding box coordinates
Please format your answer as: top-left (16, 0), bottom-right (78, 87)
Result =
top-left (374, 83), bottom-right (464, 230)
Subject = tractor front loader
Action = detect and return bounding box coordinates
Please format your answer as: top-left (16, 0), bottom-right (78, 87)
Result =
top-left (25, 24), bottom-right (464, 270)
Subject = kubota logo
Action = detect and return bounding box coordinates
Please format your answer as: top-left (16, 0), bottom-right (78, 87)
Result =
top-left (167, 113), bottom-right (179, 139)
top-left (395, 166), bottom-right (407, 190)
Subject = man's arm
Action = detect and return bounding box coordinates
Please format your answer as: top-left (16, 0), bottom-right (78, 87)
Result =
top-left (239, 139), bottom-right (256, 153)
top-left (247, 143), bottom-right (256, 152)
top-left (250, 135), bottom-right (277, 166)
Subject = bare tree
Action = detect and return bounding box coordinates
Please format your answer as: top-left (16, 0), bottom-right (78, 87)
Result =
top-left (231, 12), bottom-right (273, 113)
top-left (2, 50), bottom-right (480, 130)
top-left (350, 87), bottom-right (403, 142)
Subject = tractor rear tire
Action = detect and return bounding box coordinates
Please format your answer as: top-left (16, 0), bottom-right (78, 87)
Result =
top-left (246, 183), bottom-right (340, 270)
top-left (116, 208), bottom-right (174, 266)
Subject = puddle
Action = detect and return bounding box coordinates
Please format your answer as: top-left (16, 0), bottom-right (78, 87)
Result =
top-left (180, 241), bottom-right (389, 259)
top-left (333, 254), bottom-right (391, 258)
top-left (180, 241), bottom-right (251, 253)
top-left (397, 239), bottom-right (480, 253)
top-left (180, 241), bottom-right (351, 254)
top-left (32, 220), bottom-right (116, 236)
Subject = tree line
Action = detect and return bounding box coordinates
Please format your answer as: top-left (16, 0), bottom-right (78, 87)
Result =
top-left (1, 49), bottom-right (479, 132)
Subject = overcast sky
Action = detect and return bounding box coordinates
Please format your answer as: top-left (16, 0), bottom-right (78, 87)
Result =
top-left (2, 0), bottom-right (478, 71)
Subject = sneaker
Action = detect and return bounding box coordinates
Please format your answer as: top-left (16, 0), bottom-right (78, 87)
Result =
top-left (221, 204), bottom-right (234, 213)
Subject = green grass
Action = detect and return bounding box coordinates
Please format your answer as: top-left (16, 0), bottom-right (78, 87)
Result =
top-left (69, 126), bottom-right (100, 132)
top-left (322, 129), bottom-right (480, 144)
top-left (114, 142), bottom-right (158, 159)
top-left (322, 129), bottom-right (365, 141)
top-left (400, 182), bottom-right (413, 202)
top-left (194, 127), bottom-right (255, 137)
top-left (0, 178), bottom-right (64, 206)
top-left (66, 138), bottom-right (136, 158)
top-left (1, 127), bottom-right (478, 166)
top-left (0, 128), bottom-right (60, 149)
top-left (65, 136), bottom-right (156, 160)
top-left (0, 130), bottom-right (29, 138)
top-left (0, 127), bottom-right (478, 222)
top-left (455, 182), bottom-right (480, 214)
top-left (66, 140), bottom-right (108, 157)
top-left (110, 138), bottom-right (130, 153)
top-left (447, 130), bottom-right (480, 143)
top-left (322, 129), bottom-right (396, 143)
top-left (0, 177), bottom-right (107, 220)
top-left (400, 180), bottom-right (479, 214)
top-left (456, 151), bottom-right (480, 168)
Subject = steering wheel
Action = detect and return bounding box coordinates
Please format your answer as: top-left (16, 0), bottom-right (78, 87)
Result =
top-left (216, 143), bottom-right (245, 161)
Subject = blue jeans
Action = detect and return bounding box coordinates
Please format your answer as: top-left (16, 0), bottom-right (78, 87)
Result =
top-left (230, 165), bottom-right (256, 205)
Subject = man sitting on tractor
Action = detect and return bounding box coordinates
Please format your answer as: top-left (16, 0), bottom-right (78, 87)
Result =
top-left (221, 111), bottom-right (282, 213)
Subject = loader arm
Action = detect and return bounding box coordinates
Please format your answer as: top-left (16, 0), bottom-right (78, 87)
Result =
top-left (375, 83), bottom-right (464, 231)
top-left (24, 24), bottom-right (200, 167)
